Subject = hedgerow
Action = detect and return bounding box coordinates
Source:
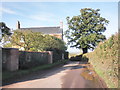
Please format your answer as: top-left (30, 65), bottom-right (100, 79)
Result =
top-left (84, 33), bottom-right (119, 88)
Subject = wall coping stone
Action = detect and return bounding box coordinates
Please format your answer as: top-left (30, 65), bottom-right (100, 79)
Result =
top-left (2, 48), bottom-right (19, 50)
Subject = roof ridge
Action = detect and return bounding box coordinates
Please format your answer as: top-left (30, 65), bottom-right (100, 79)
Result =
top-left (20, 26), bottom-right (60, 29)
top-left (19, 26), bottom-right (62, 34)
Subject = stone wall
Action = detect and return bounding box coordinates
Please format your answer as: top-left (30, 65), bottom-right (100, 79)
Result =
top-left (2, 48), bottom-right (19, 71)
top-left (2, 48), bottom-right (68, 71)
top-left (19, 51), bottom-right (53, 69)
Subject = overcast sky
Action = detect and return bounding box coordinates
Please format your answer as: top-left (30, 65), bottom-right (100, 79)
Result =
top-left (0, 1), bottom-right (118, 53)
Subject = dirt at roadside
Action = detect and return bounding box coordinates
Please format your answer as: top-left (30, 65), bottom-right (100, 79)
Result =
top-left (62, 62), bottom-right (108, 88)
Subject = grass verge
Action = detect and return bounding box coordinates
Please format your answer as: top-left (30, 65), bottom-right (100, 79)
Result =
top-left (84, 33), bottom-right (119, 88)
top-left (94, 67), bottom-right (116, 88)
top-left (2, 59), bottom-right (68, 81)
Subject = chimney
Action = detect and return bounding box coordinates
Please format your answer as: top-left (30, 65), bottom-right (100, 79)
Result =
top-left (60, 21), bottom-right (63, 40)
top-left (60, 21), bottom-right (63, 29)
top-left (17, 21), bottom-right (20, 29)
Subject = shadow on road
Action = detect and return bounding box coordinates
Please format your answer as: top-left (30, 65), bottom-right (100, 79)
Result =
top-left (3, 53), bottom-right (90, 86)
top-left (2, 60), bottom-right (90, 86)
top-left (70, 65), bottom-right (87, 69)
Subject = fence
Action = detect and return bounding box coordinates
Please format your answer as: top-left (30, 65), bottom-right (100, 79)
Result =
top-left (2, 48), bottom-right (69, 71)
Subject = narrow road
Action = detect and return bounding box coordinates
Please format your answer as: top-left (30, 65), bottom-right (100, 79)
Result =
top-left (2, 61), bottom-right (107, 88)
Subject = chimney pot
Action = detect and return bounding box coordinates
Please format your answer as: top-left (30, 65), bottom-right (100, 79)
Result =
top-left (17, 21), bottom-right (20, 29)
top-left (60, 21), bottom-right (63, 29)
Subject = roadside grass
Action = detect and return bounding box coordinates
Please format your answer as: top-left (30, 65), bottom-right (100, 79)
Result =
top-left (2, 59), bottom-right (68, 81)
top-left (94, 68), bottom-right (115, 88)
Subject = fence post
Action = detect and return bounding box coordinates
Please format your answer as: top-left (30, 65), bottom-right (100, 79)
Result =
top-left (62, 53), bottom-right (64, 60)
top-left (48, 51), bottom-right (53, 64)
top-left (3, 48), bottom-right (19, 71)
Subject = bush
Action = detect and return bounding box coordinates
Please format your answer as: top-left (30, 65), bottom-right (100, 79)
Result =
top-left (43, 35), bottom-right (67, 52)
top-left (3, 30), bottom-right (67, 52)
top-left (85, 33), bottom-right (119, 88)
top-left (69, 54), bottom-right (82, 61)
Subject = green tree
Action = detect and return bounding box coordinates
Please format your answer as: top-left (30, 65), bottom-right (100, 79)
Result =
top-left (43, 35), bottom-right (67, 51)
top-left (0, 22), bottom-right (11, 41)
top-left (4, 30), bottom-right (67, 52)
top-left (0, 22), bottom-right (12, 42)
top-left (65, 8), bottom-right (109, 54)
top-left (7, 30), bottom-right (45, 51)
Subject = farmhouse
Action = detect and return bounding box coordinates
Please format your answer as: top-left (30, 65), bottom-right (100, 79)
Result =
top-left (16, 21), bottom-right (63, 40)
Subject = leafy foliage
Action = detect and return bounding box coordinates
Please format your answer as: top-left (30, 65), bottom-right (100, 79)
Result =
top-left (4, 30), bottom-right (67, 51)
top-left (85, 33), bottom-right (119, 88)
top-left (0, 22), bottom-right (11, 41)
top-left (43, 35), bottom-right (67, 51)
top-left (65, 8), bottom-right (109, 53)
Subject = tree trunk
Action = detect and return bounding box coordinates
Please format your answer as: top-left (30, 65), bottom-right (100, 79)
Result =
top-left (82, 48), bottom-right (88, 54)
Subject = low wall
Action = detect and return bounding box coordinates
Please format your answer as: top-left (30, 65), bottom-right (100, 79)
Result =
top-left (52, 50), bottom-right (69, 63)
top-left (2, 48), bottom-right (69, 71)
top-left (19, 51), bottom-right (53, 69)
top-left (53, 50), bottom-right (62, 63)
top-left (2, 48), bottom-right (19, 71)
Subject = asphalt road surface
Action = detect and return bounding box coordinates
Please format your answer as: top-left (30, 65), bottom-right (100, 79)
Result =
top-left (2, 61), bottom-right (108, 88)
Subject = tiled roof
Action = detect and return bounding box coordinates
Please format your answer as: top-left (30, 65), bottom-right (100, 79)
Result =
top-left (20, 26), bottom-right (62, 34)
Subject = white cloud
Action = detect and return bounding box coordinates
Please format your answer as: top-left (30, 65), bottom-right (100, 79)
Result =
top-left (0, 7), bottom-right (16, 14)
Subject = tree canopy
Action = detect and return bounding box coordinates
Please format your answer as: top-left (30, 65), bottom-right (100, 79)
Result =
top-left (0, 22), bottom-right (11, 36)
top-left (4, 30), bottom-right (67, 52)
top-left (64, 8), bottom-right (109, 54)
top-left (0, 22), bottom-right (11, 41)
